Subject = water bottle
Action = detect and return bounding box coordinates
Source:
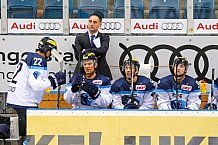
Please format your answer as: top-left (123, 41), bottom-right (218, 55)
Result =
top-left (200, 79), bottom-right (207, 94)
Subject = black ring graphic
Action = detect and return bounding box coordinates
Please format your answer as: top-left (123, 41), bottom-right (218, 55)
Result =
top-left (119, 44), bottom-right (218, 83)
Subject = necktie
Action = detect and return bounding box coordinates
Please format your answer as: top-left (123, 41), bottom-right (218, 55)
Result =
top-left (90, 35), bottom-right (95, 48)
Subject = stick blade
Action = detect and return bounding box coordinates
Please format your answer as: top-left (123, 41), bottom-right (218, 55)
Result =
top-left (51, 49), bottom-right (63, 63)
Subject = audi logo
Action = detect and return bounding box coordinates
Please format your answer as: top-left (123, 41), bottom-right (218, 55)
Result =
top-left (100, 22), bottom-right (122, 30)
top-left (119, 44), bottom-right (218, 83)
top-left (161, 22), bottom-right (184, 30)
top-left (38, 22), bottom-right (61, 30)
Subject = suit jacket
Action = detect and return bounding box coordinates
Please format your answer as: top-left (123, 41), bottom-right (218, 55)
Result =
top-left (73, 31), bottom-right (112, 80)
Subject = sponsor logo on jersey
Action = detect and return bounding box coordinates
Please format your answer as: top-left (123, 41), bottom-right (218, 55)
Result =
top-left (93, 80), bottom-right (102, 85)
top-left (136, 85), bottom-right (146, 90)
top-left (181, 85), bottom-right (192, 91)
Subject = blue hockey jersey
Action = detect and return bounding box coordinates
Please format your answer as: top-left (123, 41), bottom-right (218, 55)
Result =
top-left (156, 75), bottom-right (201, 110)
top-left (110, 75), bottom-right (155, 109)
top-left (64, 73), bottom-right (112, 108)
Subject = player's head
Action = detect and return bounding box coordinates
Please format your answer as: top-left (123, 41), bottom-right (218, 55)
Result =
top-left (37, 37), bottom-right (57, 60)
top-left (82, 52), bottom-right (98, 77)
top-left (122, 58), bottom-right (140, 79)
top-left (173, 57), bottom-right (189, 77)
top-left (88, 11), bottom-right (104, 33)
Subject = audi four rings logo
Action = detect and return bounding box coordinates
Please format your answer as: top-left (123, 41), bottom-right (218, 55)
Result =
top-left (161, 22), bottom-right (184, 30)
top-left (38, 22), bottom-right (61, 30)
top-left (100, 22), bottom-right (122, 30)
top-left (119, 44), bottom-right (218, 83)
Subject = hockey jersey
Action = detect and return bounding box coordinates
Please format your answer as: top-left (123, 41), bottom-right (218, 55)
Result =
top-left (156, 75), bottom-right (201, 110)
top-left (208, 78), bottom-right (218, 105)
top-left (7, 52), bottom-right (51, 107)
top-left (110, 75), bottom-right (155, 109)
top-left (64, 73), bottom-right (112, 109)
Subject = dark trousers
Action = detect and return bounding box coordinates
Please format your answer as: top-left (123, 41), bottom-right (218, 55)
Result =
top-left (7, 104), bottom-right (38, 137)
top-left (13, 107), bottom-right (27, 136)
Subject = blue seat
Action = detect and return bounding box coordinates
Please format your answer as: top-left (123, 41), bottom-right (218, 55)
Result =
top-left (8, 0), bottom-right (37, 18)
top-left (149, 0), bottom-right (180, 19)
top-left (184, 0), bottom-right (215, 19)
top-left (78, 0), bottom-right (108, 18)
top-left (113, 0), bottom-right (144, 18)
top-left (44, 0), bottom-right (74, 19)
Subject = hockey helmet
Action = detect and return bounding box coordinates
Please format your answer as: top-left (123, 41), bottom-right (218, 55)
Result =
top-left (122, 58), bottom-right (140, 72)
top-left (82, 52), bottom-right (97, 64)
top-left (173, 57), bottom-right (189, 70)
top-left (38, 37), bottom-right (57, 53)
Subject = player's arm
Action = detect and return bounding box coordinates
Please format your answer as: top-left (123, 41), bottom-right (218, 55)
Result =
top-left (139, 81), bottom-right (155, 109)
top-left (64, 82), bottom-right (79, 105)
top-left (95, 79), bottom-right (112, 108)
top-left (156, 80), bottom-right (172, 110)
top-left (187, 83), bottom-right (201, 110)
top-left (110, 83), bottom-right (124, 109)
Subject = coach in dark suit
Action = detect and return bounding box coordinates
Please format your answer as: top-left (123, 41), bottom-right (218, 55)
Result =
top-left (73, 11), bottom-right (112, 80)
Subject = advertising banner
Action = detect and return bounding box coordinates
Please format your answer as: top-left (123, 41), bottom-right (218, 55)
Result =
top-left (131, 19), bottom-right (187, 34)
top-left (8, 19), bottom-right (63, 34)
top-left (27, 110), bottom-right (218, 145)
top-left (6, 19), bottom-right (218, 34)
top-left (69, 18), bottom-right (125, 33)
top-left (194, 19), bottom-right (218, 34)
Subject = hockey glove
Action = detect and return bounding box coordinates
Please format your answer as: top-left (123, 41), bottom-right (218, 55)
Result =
top-left (203, 103), bottom-right (217, 110)
top-left (71, 75), bottom-right (84, 93)
top-left (81, 81), bottom-right (100, 99)
top-left (48, 71), bottom-right (66, 89)
top-left (124, 103), bottom-right (140, 109)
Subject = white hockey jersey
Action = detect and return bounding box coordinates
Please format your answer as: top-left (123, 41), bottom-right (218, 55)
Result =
top-left (7, 52), bottom-right (51, 107)
top-left (64, 73), bottom-right (112, 109)
top-left (156, 75), bottom-right (201, 110)
top-left (208, 78), bottom-right (218, 105)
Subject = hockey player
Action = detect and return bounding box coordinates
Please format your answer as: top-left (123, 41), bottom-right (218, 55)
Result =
top-left (7, 37), bottom-right (66, 137)
top-left (110, 58), bottom-right (155, 109)
top-left (64, 52), bottom-right (112, 108)
top-left (156, 57), bottom-right (201, 110)
top-left (204, 78), bottom-right (218, 110)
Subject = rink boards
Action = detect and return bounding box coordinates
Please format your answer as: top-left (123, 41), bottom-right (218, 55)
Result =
top-left (27, 110), bottom-right (218, 145)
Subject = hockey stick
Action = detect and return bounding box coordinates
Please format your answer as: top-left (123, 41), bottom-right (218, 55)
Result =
top-left (119, 43), bottom-right (134, 103)
top-left (51, 49), bottom-right (64, 109)
top-left (210, 68), bottom-right (215, 110)
top-left (72, 44), bottom-right (82, 108)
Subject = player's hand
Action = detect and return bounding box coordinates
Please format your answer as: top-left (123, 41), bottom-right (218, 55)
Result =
top-left (71, 75), bottom-right (83, 93)
top-left (48, 72), bottom-right (66, 89)
top-left (203, 103), bottom-right (217, 110)
top-left (81, 81), bottom-right (100, 99)
top-left (124, 103), bottom-right (140, 109)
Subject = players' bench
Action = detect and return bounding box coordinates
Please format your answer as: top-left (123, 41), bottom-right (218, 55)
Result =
top-left (39, 93), bottom-right (208, 110)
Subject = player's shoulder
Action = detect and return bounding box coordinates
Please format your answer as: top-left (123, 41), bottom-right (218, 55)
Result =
top-left (184, 75), bottom-right (199, 89)
top-left (137, 75), bottom-right (151, 82)
top-left (25, 52), bottom-right (47, 67)
top-left (96, 74), bottom-right (111, 85)
top-left (113, 77), bottom-right (125, 85)
top-left (159, 75), bottom-right (172, 83)
top-left (158, 75), bottom-right (173, 89)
